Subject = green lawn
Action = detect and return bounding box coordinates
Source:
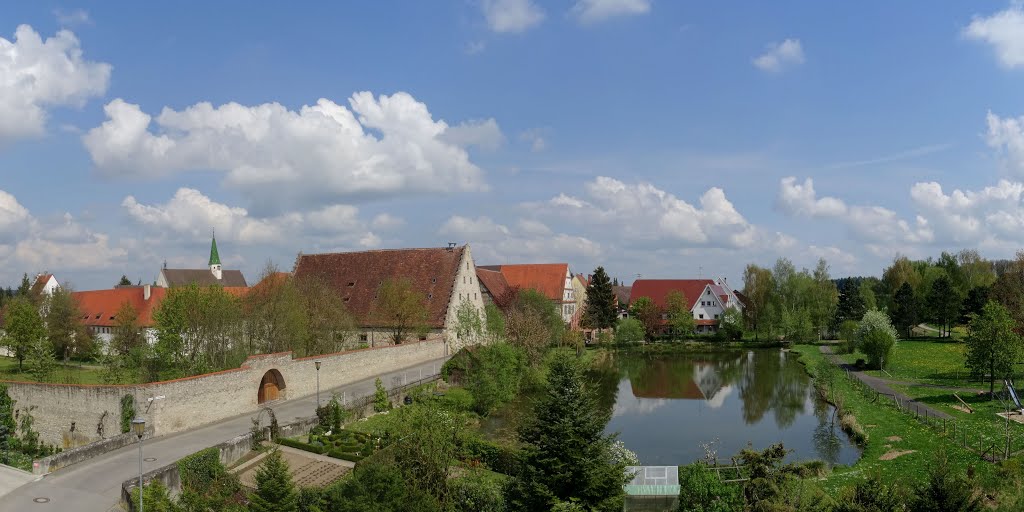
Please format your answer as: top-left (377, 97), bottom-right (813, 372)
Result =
top-left (888, 382), bottom-right (1024, 457)
top-left (835, 340), bottom-right (977, 388)
top-left (0, 356), bottom-right (109, 384)
top-left (791, 345), bottom-right (1001, 493)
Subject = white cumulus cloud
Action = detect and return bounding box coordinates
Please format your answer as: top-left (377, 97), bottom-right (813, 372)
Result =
top-left (0, 24), bottom-right (111, 144)
top-left (964, 4), bottom-right (1024, 69)
top-left (752, 38), bottom-right (804, 73)
top-left (778, 177), bottom-right (933, 245)
top-left (441, 118), bottom-right (504, 150)
top-left (123, 188), bottom-right (382, 248)
top-left (538, 176), bottom-right (788, 251)
top-left (482, 0), bottom-right (545, 33)
top-left (985, 111), bottom-right (1024, 174)
top-left (570, 0), bottom-right (651, 25)
top-left (83, 92), bottom-right (489, 209)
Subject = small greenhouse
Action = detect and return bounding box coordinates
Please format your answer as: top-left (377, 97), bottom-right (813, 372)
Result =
top-left (623, 466), bottom-right (679, 512)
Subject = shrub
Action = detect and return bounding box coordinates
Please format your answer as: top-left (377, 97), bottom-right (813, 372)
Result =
top-left (464, 342), bottom-right (527, 415)
top-left (615, 318), bottom-right (645, 344)
top-left (437, 387), bottom-right (475, 412)
top-left (131, 480), bottom-right (182, 512)
top-left (176, 447), bottom-right (241, 510)
top-left (462, 437), bottom-right (522, 475)
top-left (277, 437), bottom-right (327, 455)
top-left (857, 310), bottom-right (898, 369)
top-left (909, 451), bottom-right (982, 512)
top-left (834, 471), bottom-right (907, 512)
top-left (449, 469), bottom-right (507, 512)
top-left (373, 378), bottom-right (391, 413)
top-left (677, 462), bottom-right (743, 512)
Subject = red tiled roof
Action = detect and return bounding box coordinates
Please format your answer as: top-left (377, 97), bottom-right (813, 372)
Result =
top-left (695, 319), bottom-right (718, 326)
top-left (629, 279), bottom-right (715, 311)
top-left (479, 263), bottom-right (568, 302)
top-left (575, 273), bottom-right (589, 287)
top-left (476, 268), bottom-right (510, 301)
top-left (292, 247), bottom-right (466, 329)
top-left (73, 286), bottom-right (167, 328)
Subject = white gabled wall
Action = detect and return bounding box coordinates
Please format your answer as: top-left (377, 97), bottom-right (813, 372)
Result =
top-left (443, 245), bottom-right (487, 351)
top-left (690, 284), bottom-right (725, 331)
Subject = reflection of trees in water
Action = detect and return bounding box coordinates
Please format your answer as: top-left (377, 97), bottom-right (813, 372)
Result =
top-left (598, 350), bottom-right (817, 429)
top-left (736, 351), bottom-right (810, 428)
top-left (812, 416), bottom-right (842, 465)
top-left (587, 353), bottom-right (622, 424)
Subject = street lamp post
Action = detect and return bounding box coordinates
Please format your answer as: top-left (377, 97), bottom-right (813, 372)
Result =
top-left (132, 417), bottom-right (146, 512)
top-left (315, 361), bottom-right (322, 408)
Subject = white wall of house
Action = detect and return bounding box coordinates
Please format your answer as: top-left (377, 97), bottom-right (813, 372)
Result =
top-left (443, 245), bottom-right (487, 351)
top-left (560, 268), bottom-right (576, 323)
top-left (38, 275), bottom-right (59, 296)
top-left (691, 285), bottom-right (726, 332)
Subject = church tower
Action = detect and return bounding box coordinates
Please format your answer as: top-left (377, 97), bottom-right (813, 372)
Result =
top-left (209, 233), bottom-right (222, 280)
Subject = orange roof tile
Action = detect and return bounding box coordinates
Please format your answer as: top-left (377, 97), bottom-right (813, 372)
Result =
top-left (72, 286), bottom-right (167, 328)
top-left (629, 279), bottom-right (714, 311)
top-left (480, 263), bottom-right (568, 302)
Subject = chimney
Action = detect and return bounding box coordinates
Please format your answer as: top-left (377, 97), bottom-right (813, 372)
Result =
top-left (144, 284), bottom-right (151, 301)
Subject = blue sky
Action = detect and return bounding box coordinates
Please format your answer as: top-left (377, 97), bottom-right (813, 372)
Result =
top-left (3, 1), bottom-right (1024, 290)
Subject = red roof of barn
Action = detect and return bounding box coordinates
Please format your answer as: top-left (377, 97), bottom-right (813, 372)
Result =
top-left (292, 247), bottom-right (466, 329)
top-left (478, 263), bottom-right (568, 302)
top-left (73, 287), bottom-right (167, 328)
top-left (629, 279), bottom-right (715, 311)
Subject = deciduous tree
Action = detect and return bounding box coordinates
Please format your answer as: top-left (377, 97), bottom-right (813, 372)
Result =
top-left (4, 297), bottom-right (43, 371)
top-left (370, 278), bottom-right (429, 345)
top-left (966, 301), bottom-right (1022, 397)
top-left (665, 291), bottom-right (695, 338)
top-left (742, 265), bottom-right (774, 340)
top-left (629, 297), bottom-right (661, 341)
top-left (43, 286), bottom-right (91, 361)
top-left (614, 318), bottom-right (645, 344)
top-left (111, 301), bottom-right (144, 356)
top-left (857, 310), bottom-right (898, 370)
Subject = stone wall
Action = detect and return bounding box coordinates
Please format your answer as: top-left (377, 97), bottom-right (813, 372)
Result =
top-left (6, 339), bottom-right (446, 447)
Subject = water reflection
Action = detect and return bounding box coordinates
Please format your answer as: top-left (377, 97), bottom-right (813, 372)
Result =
top-left (596, 349), bottom-right (861, 466)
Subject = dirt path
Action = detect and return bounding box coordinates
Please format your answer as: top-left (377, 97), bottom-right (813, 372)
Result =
top-left (819, 345), bottom-right (953, 421)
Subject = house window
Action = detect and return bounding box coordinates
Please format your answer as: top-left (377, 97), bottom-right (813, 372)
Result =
top-left (428, 293), bottom-right (432, 299)
top-left (359, 334), bottom-right (368, 341)
top-left (474, 293), bottom-right (478, 299)
top-left (706, 289), bottom-right (711, 295)
top-left (347, 282), bottom-right (355, 287)
top-left (699, 314), bottom-right (704, 319)
top-left (432, 278), bottom-right (436, 283)
top-left (459, 293), bottom-right (463, 300)
top-left (714, 314), bottom-right (719, 319)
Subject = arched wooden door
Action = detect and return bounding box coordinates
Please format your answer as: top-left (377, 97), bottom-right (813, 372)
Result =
top-left (257, 369), bottom-right (284, 404)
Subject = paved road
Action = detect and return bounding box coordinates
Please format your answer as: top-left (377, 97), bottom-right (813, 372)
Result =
top-left (0, 464), bottom-right (37, 499)
top-left (819, 345), bottom-right (952, 420)
top-left (0, 358), bottom-right (446, 512)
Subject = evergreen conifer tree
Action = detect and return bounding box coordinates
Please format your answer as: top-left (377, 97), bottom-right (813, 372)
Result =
top-left (506, 353), bottom-right (628, 511)
top-left (584, 267), bottom-right (617, 330)
top-left (248, 448), bottom-right (298, 512)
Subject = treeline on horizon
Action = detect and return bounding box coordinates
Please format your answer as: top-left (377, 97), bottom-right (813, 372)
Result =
top-left (741, 249), bottom-right (1019, 342)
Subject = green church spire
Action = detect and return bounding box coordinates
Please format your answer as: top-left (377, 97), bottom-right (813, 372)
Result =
top-left (209, 231), bottom-right (221, 266)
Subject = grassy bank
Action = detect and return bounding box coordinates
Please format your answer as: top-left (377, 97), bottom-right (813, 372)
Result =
top-left (834, 340), bottom-right (975, 388)
top-left (0, 356), bottom-right (108, 384)
top-left (790, 345), bottom-right (999, 493)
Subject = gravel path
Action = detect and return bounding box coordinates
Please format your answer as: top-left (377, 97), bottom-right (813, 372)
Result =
top-left (819, 345), bottom-right (953, 421)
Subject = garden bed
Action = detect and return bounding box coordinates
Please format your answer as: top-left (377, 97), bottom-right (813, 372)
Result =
top-left (278, 428), bottom-right (380, 463)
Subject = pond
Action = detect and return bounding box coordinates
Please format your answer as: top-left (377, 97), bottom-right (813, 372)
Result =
top-left (594, 348), bottom-right (861, 466)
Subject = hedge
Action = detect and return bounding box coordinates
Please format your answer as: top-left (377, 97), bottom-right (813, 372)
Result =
top-left (277, 437), bottom-right (327, 455)
top-left (176, 447), bottom-right (225, 490)
top-left (461, 437), bottom-right (522, 476)
top-left (327, 450), bottom-right (365, 462)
